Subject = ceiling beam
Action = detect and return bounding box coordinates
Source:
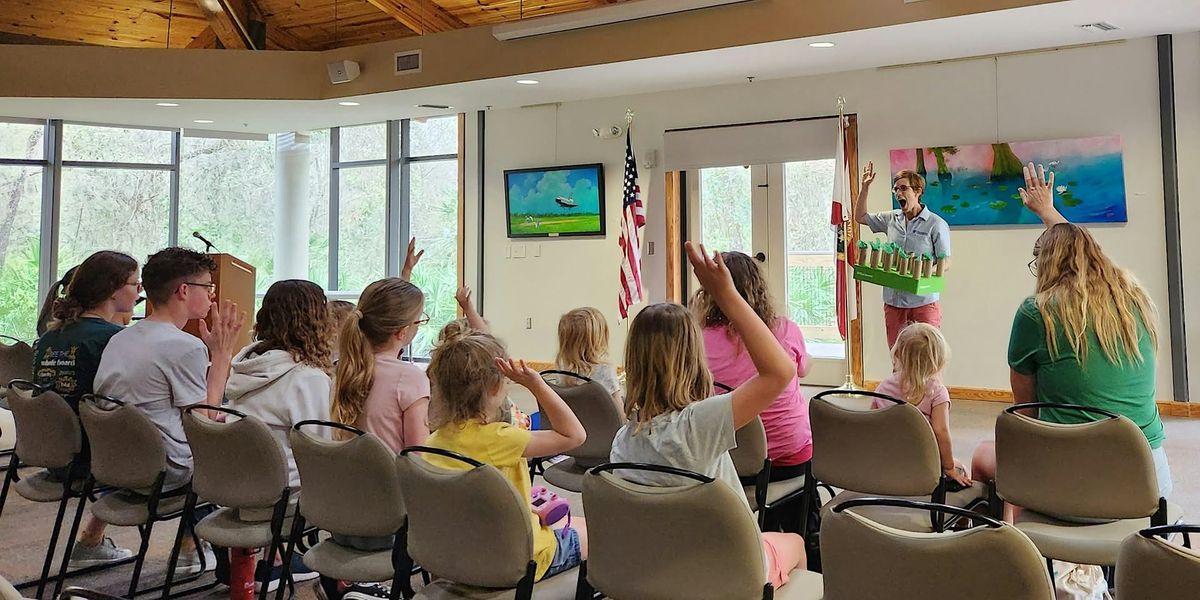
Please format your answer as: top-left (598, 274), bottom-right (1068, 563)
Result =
top-left (186, 26), bottom-right (223, 49)
top-left (364, 0), bottom-right (467, 35)
top-left (193, 0), bottom-right (259, 49)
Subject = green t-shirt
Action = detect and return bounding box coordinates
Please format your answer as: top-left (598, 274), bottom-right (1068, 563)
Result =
top-left (1007, 297), bottom-right (1164, 449)
top-left (32, 317), bottom-right (124, 410)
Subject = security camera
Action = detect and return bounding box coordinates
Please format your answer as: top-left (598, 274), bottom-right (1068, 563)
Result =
top-left (593, 125), bottom-right (623, 139)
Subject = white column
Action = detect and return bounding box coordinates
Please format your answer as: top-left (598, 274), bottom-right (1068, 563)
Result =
top-left (274, 132), bottom-right (311, 281)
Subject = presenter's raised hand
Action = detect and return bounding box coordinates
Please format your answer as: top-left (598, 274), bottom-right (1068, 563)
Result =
top-left (1019, 163), bottom-right (1067, 227)
top-left (401, 238), bottom-right (425, 281)
top-left (860, 160), bottom-right (876, 190)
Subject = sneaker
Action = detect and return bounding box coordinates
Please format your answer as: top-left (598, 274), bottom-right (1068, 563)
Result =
top-left (69, 537), bottom-right (134, 568)
top-left (254, 553), bottom-right (320, 593)
top-left (173, 541), bottom-right (217, 577)
top-left (342, 582), bottom-right (392, 600)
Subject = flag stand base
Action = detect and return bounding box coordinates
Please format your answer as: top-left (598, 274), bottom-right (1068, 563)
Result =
top-left (834, 374), bottom-right (861, 392)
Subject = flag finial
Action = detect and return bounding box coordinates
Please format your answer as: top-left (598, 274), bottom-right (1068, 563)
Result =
top-left (625, 108), bottom-right (635, 124)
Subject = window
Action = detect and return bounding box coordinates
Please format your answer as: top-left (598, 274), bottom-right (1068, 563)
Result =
top-left (699, 166), bottom-right (753, 254)
top-left (408, 159), bottom-right (458, 356)
top-left (338, 123), bottom-right (387, 163)
top-left (307, 130), bottom-right (331, 285)
top-left (336, 165), bottom-right (387, 291)
top-left (58, 168), bottom-right (171, 273)
top-left (179, 135), bottom-right (276, 292)
top-left (0, 163), bottom-right (44, 340)
top-left (0, 122), bottom-right (44, 160)
top-left (62, 124), bottom-right (172, 164)
top-left (784, 160), bottom-right (841, 357)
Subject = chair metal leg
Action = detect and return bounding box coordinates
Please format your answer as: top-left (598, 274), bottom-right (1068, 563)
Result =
top-left (799, 464), bottom-right (816, 540)
top-left (259, 492), bottom-right (290, 600)
top-left (275, 514), bottom-right (306, 600)
top-left (573, 560), bottom-right (594, 600)
top-left (127, 520), bottom-right (155, 597)
top-left (53, 478), bottom-right (95, 599)
top-left (0, 452), bottom-right (18, 519)
top-left (391, 527), bottom-right (414, 600)
top-left (1046, 557), bottom-right (1055, 579)
top-left (160, 491), bottom-right (198, 600)
top-left (514, 561), bottom-right (537, 600)
top-left (36, 481), bottom-right (74, 599)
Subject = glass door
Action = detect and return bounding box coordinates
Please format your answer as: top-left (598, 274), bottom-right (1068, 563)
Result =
top-left (688, 160), bottom-right (844, 386)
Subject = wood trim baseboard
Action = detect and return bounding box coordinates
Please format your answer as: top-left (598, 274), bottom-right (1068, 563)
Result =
top-left (862, 380), bottom-right (1200, 418)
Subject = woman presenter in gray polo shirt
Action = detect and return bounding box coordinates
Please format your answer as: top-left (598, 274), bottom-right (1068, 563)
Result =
top-left (854, 161), bottom-right (952, 348)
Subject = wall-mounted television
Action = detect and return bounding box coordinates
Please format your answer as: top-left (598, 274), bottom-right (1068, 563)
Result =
top-left (504, 163), bottom-right (606, 238)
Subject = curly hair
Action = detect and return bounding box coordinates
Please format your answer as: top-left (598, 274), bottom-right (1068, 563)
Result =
top-left (252, 280), bottom-right (333, 371)
top-left (689, 251), bottom-right (778, 331)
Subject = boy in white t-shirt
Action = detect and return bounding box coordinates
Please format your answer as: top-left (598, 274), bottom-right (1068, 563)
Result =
top-left (95, 247), bottom-right (244, 576)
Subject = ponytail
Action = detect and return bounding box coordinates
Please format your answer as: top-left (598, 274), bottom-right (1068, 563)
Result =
top-left (330, 278), bottom-right (425, 432)
top-left (43, 252), bottom-right (138, 333)
top-left (331, 310), bottom-right (376, 429)
top-left (37, 268), bottom-right (76, 336)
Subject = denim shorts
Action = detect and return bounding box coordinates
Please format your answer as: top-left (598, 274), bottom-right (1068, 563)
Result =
top-left (542, 527), bottom-right (582, 580)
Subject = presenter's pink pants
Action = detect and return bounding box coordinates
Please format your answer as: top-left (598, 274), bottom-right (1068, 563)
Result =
top-left (884, 302), bottom-right (942, 349)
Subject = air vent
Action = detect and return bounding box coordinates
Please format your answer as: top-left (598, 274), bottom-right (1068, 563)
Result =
top-left (394, 50), bottom-right (422, 75)
top-left (1078, 22), bottom-right (1119, 33)
top-left (416, 104), bottom-right (452, 110)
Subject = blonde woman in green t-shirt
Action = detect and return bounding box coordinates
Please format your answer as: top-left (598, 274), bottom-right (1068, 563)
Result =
top-left (973, 164), bottom-right (1172, 505)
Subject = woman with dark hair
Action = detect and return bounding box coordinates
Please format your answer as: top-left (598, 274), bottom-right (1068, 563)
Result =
top-left (690, 251), bottom-right (812, 482)
top-left (32, 250), bottom-right (139, 567)
top-left (36, 265), bottom-right (77, 336)
top-left (226, 279), bottom-right (333, 590)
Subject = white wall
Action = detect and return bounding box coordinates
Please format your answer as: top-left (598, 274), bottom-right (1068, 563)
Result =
top-left (1175, 32), bottom-right (1200, 399)
top-left (477, 37), bottom-right (1183, 398)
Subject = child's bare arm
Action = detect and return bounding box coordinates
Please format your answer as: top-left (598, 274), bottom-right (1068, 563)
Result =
top-left (495, 358), bottom-right (586, 457)
top-left (930, 403), bottom-right (969, 486)
top-left (456, 287), bottom-right (489, 332)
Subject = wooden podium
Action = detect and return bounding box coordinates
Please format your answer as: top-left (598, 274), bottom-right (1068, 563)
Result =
top-left (148, 254), bottom-right (256, 351)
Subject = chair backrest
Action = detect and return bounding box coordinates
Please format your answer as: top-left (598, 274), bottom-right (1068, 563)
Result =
top-left (0, 335), bottom-right (34, 390)
top-left (730, 417), bottom-right (768, 479)
top-left (822, 498), bottom-right (1054, 600)
top-left (7, 381), bottom-right (81, 469)
top-left (396, 448), bottom-right (533, 588)
top-left (0, 573), bottom-right (23, 600)
top-left (1117, 525), bottom-right (1200, 598)
top-left (79, 395), bottom-right (166, 489)
top-left (541, 370), bottom-right (623, 467)
top-left (810, 390), bottom-right (941, 496)
top-left (995, 404), bottom-right (1160, 519)
top-left (183, 407), bottom-right (287, 510)
top-left (288, 422), bottom-right (405, 537)
top-left (582, 464), bottom-right (767, 600)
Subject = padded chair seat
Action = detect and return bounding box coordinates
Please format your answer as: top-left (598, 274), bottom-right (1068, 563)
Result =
top-left (744, 476), bottom-right (807, 511)
top-left (303, 539), bottom-right (396, 582)
top-left (415, 569), bottom-right (580, 600)
top-left (91, 490), bottom-right (190, 526)
top-left (195, 506), bottom-right (294, 549)
top-left (774, 568), bottom-right (824, 600)
top-left (13, 469), bottom-right (81, 502)
top-left (542, 458), bottom-right (587, 493)
top-left (1015, 502), bottom-right (1184, 566)
top-left (821, 483), bottom-right (988, 533)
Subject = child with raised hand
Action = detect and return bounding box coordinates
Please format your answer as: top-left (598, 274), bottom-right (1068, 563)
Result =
top-left (872, 323), bottom-right (971, 488)
top-left (610, 242), bottom-right (806, 590)
top-left (553, 307), bottom-right (622, 414)
top-left (424, 332), bottom-right (588, 582)
top-left (331, 278), bottom-right (430, 453)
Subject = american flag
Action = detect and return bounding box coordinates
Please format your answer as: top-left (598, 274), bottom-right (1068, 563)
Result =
top-left (618, 130), bottom-right (646, 319)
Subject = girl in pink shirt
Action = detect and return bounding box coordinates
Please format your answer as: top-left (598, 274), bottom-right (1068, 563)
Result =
top-left (692, 251), bottom-right (813, 477)
top-left (331, 278), bottom-right (430, 453)
top-left (871, 323), bottom-right (970, 487)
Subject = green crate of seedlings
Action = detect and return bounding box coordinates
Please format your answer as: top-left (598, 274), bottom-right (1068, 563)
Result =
top-left (852, 239), bottom-right (946, 294)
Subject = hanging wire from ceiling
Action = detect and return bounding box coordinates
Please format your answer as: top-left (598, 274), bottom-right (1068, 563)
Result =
top-left (166, 0), bottom-right (175, 48)
top-left (335, 0), bottom-right (340, 47)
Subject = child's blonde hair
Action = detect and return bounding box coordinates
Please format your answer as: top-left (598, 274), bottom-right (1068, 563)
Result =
top-left (427, 331), bottom-right (508, 431)
top-left (555, 307), bottom-right (610, 376)
top-left (891, 323), bottom-right (950, 406)
top-left (436, 318), bottom-right (474, 346)
top-left (623, 303), bottom-right (712, 427)
top-left (332, 278), bottom-right (424, 427)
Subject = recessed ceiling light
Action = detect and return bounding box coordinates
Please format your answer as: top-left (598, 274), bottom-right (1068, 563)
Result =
top-left (155, 102), bottom-right (180, 107)
top-left (809, 42), bottom-right (835, 48)
top-left (516, 79), bottom-right (540, 85)
top-left (338, 101), bottom-right (361, 106)
top-left (193, 119), bottom-right (214, 124)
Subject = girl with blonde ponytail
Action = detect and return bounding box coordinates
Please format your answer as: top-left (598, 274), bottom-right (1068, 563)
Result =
top-left (331, 277), bottom-right (431, 452)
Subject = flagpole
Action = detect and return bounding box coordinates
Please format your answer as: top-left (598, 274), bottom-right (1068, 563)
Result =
top-left (835, 96), bottom-right (861, 392)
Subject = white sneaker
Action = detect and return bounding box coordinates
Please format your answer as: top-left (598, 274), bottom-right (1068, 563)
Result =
top-left (69, 537), bottom-right (134, 568)
top-left (173, 541), bottom-right (217, 578)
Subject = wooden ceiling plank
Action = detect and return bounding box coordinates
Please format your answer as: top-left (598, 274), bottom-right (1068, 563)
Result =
top-left (363, 0), bottom-right (466, 35)
top-left (192, 0), bottom-right (257, 49)
top-left (186, 26), bottom-right (222, 48)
